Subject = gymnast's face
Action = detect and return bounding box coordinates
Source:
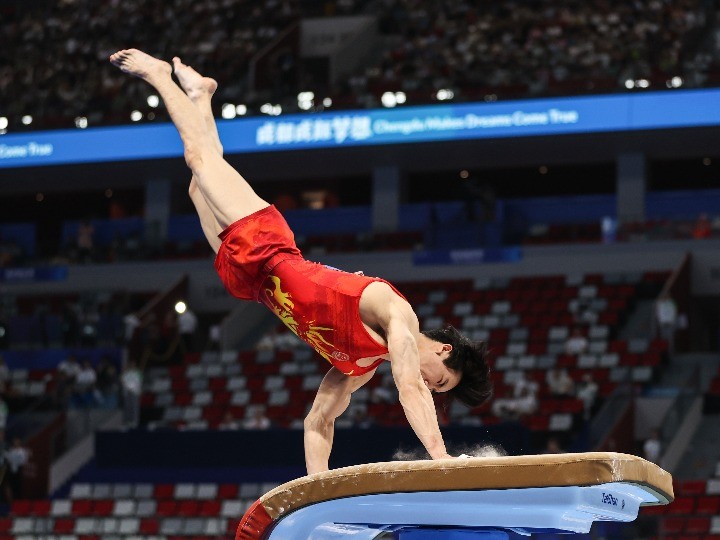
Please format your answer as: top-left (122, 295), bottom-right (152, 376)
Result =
top-left (419, 342), bottom-right (460, 393)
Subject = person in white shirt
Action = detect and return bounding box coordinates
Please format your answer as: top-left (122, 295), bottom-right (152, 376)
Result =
top-left (576, 373), bottom-right (599, 419)
top-left (564, 328), bottom-right (588, 355)
top-left (546, 368), bottom-right (575, 397)
top-left (178, 306), bottom-right (198, 352)
top-left (4, 437), bottom-right (29, 502)
top-left (121, 360), bottom-right (143, 428)
top-left (218, 411), bottom-right (240, 430)
top-left (74, 360), bottom-right (98, 407)
top-left (643, 429), bottom-right (662, 465)
top-left (244, 406), bottom-right (271, 430)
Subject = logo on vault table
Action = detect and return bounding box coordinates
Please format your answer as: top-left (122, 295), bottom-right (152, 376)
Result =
top-left (601, 493), bottom-right (618, 506)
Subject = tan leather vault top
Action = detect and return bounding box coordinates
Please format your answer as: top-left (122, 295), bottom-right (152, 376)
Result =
top-left (258, 452), bottom-right (673, 520)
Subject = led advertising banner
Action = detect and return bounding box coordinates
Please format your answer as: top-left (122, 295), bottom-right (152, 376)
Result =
top-left (0, 88), bottom-right (718, 169)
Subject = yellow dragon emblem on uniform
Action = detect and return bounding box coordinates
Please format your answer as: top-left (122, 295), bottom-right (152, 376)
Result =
top-left (263, 275), bottom-right (336, 363)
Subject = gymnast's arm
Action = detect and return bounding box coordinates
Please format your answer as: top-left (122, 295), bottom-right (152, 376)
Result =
top-left (304, 367), bottom-right (375, 474)
top-left (382, 299), bottom-right (450, 461)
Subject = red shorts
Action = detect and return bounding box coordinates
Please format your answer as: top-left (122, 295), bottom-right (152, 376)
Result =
top-left (214, 205), bottom-right (302, 301)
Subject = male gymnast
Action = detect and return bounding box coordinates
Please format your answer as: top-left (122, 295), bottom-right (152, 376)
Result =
top-left (109, 49), bottom-right (492, 474)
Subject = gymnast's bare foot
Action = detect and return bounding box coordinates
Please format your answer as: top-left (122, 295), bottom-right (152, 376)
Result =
top-left (172, 57), bottom-right (217, 102)
top-left (109, 48), bottom-right (172, 83)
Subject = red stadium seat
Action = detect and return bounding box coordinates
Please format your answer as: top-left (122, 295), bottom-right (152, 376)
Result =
top-left (10, 500), bottom-right (31, 515)
top-left (93, 500), bottom-right (114, 515)
top-left (681, 481), bottom-right (708, 497)
top-left (669, 497), bottom-right (695, 515)
top-left (696, 496), bottom-right (720, 515)
top-left (54, 518), bottom-right (75, 534)
top-left (157, 500), bottom-right (178, 516)
top-left (219, 484), bottom-right (239, 499)
top-left (664, 518), bottom-right (687, 534)
top-left (71, 500), bottom-right (92, 515)
top-left (199, 500), bottom-right (222, 516)
top-left (154, 483), bottom-right (175, 499)
top-left (686, 518), bottom-right (711, 535)
top-left (140, 518), bottom-right (159, 534)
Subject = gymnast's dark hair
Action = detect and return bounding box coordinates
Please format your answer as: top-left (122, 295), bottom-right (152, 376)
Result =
top-left (422, 324), bottom-right (493, 408)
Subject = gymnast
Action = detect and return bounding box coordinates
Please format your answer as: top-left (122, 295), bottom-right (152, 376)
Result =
top-left (109, 49), bottom-right (492, 474)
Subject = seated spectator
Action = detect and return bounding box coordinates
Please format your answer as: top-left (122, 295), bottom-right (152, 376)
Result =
top-left (564, 328), bottom-right (588, 355)
top-left (73, 360), bottom-right (98, 407)
top-left (491, 384), bottom-right (538, 420)
top-left (56, 354), bottom-right (80, 406)
top-left (693, 213), bottom-right (712, 239)
top-left (512, 371), bottom-right (539, 398)
top-left (244, 406), bottom-right (271, 430)
top-left (546, 367), bottom-right (575, 397)
top-left (576, 373), bottom-right (599, 419)
top-left (95, 355), bottom-right (119, 407)
top-left (218, 411), bottom-right (240, 430)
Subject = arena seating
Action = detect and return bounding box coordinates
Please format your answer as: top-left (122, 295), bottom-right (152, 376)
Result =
top-left (3, 480), bottom-right (281, 539)
top-left (640, 476), bottom-right (720, 539)
top-left (1, 0), bottom-right (718, 130)
top-left (139, 270), bottom-right (670, 433)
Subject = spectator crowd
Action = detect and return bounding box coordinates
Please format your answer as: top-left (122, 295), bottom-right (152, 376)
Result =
top-left (0, 0), bottom-right (717, 130)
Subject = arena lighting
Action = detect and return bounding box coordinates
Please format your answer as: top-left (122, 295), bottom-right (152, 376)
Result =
top-left (436, 89), bottom-right (455, 101)
top-left (459, 170), bottom-right (469, 179)
top-left (703, 157), bottom-right (712, 166)
top-left (236, 104), bottom-right (247, 115)
top-left (260, 103), bottom-right (273, 115)
top-left (130, 110), bottom-right (143, 122)
top-left (483, 94), bottom-right (497, 102)
top-left (272, 105), bottom-right (282, 116)
top-left (297, 91), bottom-right (314, 111)
top-left (636, 79), bottom-right (650, 89)
top-left (381, 92), bottom-right (397, 108)
top-left (147, 95), bottom-right (160, 108)
top-left (174, 301), bottom-right (187, 314)
top-left (21, 115), bottom-right (32, 125)
top-left (0, 117), bottom-right (7, 130)
top-left (35, 193), bottom-right (44, 202)
top-left (668, 76), bottom-right (683, 89)
top-left (625, 79), bottom-right (635, 89)
top-left (75, 116), bottom-right (88, 129)
top-left (322, 97), bottom-right (332, 107)
top-left (221, 103), bottom-right (237, 119)
top-left (395, 92), bottom-right (407, 104)
top-left (105, 188), bottom-right (113, 198)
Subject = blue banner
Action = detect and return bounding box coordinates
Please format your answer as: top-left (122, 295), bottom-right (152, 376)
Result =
top-left (0, 266), bottom-right (68, 283)
top-left (0, 88), bottom-right (718, 169)
top-left (413, 247), bottom-right (523, 265)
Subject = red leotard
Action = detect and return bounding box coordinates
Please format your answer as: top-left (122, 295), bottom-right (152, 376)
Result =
top-left (214, 205), bottom-right (404, 375)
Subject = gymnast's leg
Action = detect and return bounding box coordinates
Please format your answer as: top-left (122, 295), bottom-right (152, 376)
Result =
top-left (109, 49), bottom-right (268, 230)
top-left (170, 57), bottom-right (227, 253)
